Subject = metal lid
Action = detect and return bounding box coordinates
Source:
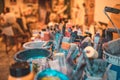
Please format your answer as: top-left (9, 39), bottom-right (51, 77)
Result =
top-left (9, 62), bottom-right (30, 77)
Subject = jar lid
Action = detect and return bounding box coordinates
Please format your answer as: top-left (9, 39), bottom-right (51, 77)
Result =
top-left (9, 62), bottom-right (30, 77)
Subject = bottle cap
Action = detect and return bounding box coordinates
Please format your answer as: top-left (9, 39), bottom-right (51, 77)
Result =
top-left (9, 62), bottom-right (30, 77)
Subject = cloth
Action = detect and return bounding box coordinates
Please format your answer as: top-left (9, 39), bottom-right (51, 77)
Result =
top-left (103, 38), bottom-right (120, 55)
top-left (2, 26), bottom-right (14, 36)
top-left (3, 12), bottom-right (16, 24)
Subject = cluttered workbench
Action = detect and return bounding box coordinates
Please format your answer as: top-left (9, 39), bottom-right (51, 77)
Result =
top-left (8, 6), bottom-right (120, 80)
